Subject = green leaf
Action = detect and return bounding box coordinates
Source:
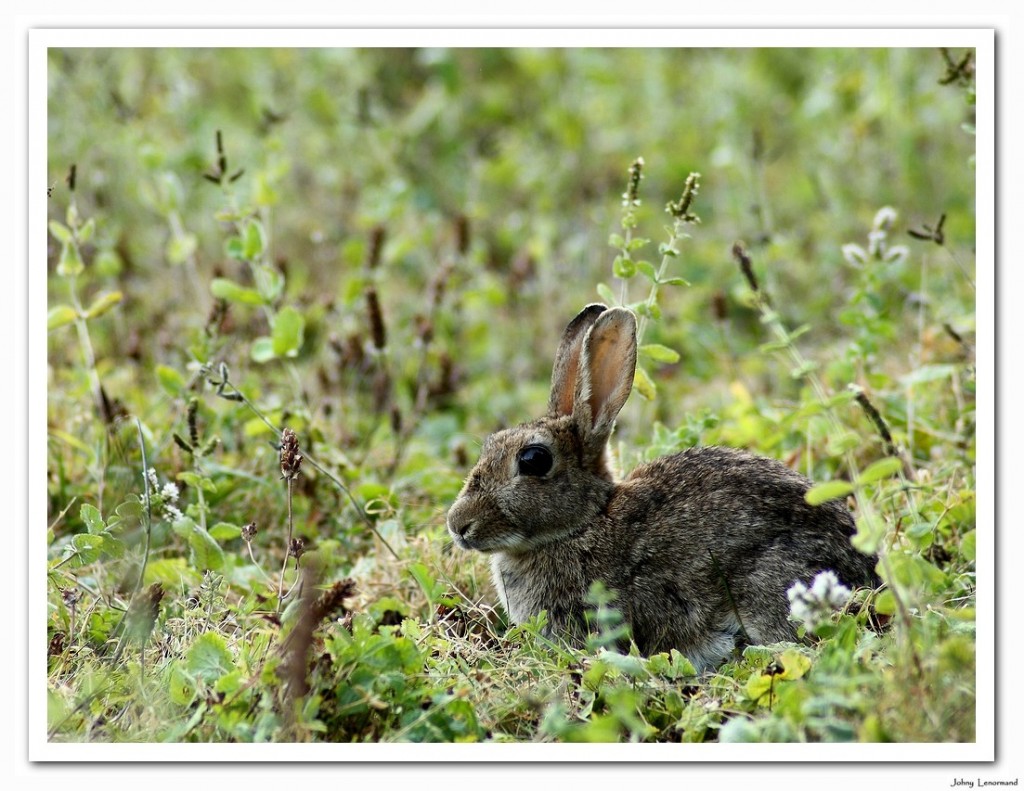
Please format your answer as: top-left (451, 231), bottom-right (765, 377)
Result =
top-left (906, 520), bottom-right (936, 539)
top-left (209, 522), bottom-right (242, 542)
top-left (745, 672), bottom-right (775, 707)
top-left (167, 233), bottom-right (198, 265)
top-left (84, 290), bottom-right (123, 319)
top-left (48, 305), bottom-right (78, 331)
top-left (853, 513), bottom-right (886, 555)
top-left (242, 220), bottom-right (267, 260)
top-left (658, 276), bottom-right (690, 287)
top-left (115, 498), bottom-right (144, 522)
top-left (608, 233), bottom-right (625, 248)
top-left (873, 590), bottom-right (897, 616)
top-left (177, 471), bottom-right (217, 493)
top-left (613, 256), bottom-right (636, 279)
top-left (144, 557), bottom-right (200, 589)
top-left (94, 248), bottom-right (123, 277)
top-left (172, 517), bottom-right (225, 571)
top-left (778, 649), bottom-right (812, 680)
top-left (80, 503), bottom-right (104, 534)
top-left (224, 235), bottom-right (245, 260)
top-left (635, 260), bottom-right (657, 280)
top-left (168, 662), bottom-right (198, 706)
top-left (250, 336), bottom-right (276, 363)
top-left (633, 366), bottom-right (657, 400)
top-left (48, 220), bottom-right (73, 244)
top-left (210, 277), bottom-right (264, 306)
top-left (70, 533), bottom-right (105, 565)
top-left (253, 264), bottom-right (285, 302)
top-left (155, 365), bottom-right (185, 396)
top-left (214, 208), bottom-right (245, 223)
top-left (596, 282), bottom-right (617, 305)
top-left (186, 632), bottom-right (235, 683)
top-left (78, 217), bottom-right (96, 244)
top-left (886, 552), bottom-right (948, 594)
top-left (826, 430), bottom-right (861, 456)
top-left (271, 306), bottom-right (305, 357)
top-left (856, 457), bottom-right (903, 486)
top-left (790, 361), bottom-right (819, 379)
top-left (960, 530), bottom-right (976, 562)
top-left (214, 669), bottom-right (244, 696)
top-left (804, 480), bottom-right (855, 506)
top-left (901, 364), bottom-right (956, 387)
top-left (57, 242), bottom-right (84, 278)
top-left (100, 534), bottom-right (126, 559)
top-left (598, 650), bottom-right (648, 678)
top-left (408, 562), bottom-right (444, 604)
top-left (638, 343), bottom-right (680, 364)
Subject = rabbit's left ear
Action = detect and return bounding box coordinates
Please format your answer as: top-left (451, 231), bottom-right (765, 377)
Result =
top-left (548, 304), bottom-right (608, 418)
top-left (574, 307), bottom-right (637, 444)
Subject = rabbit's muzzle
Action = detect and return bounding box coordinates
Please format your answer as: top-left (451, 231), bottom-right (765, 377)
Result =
top-left (446, 495), bottom-right (486, 550)
top-left (447, 515), bottom-right (478, 550)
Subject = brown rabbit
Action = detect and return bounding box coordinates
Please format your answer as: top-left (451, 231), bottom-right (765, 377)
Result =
top-left (446, 304), bottom-right (878, 671)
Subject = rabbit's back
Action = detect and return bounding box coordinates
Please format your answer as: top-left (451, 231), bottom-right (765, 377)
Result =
top-left (604, 446), bottom-right (877, 663)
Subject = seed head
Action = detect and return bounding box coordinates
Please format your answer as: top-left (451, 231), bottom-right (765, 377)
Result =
top-left (666, 172), bottom-right (701, 223)
top-left (279, 428), bottom-right (303, 481)
top-left (241, 521), bottom-right (258, 542)
top-left (622, 157), bottom-right (644, 208)
top-left (732, 241), bottom-right (760, 294)
top-left (61, 588), bottom-right (82, 608)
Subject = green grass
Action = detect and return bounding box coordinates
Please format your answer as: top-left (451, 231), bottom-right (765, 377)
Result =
top-left (46, 46), bottom-right (976, 743)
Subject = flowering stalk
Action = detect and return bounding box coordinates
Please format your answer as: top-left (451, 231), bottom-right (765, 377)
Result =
top-left (635, 172), bottom-right (700, 346)
top-left (277, 428), bottom-right (303, 614)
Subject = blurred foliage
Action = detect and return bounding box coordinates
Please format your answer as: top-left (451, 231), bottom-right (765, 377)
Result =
top-left (46, 47), bottom-right (976, 744)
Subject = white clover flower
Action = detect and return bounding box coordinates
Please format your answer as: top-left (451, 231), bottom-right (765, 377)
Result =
top-left (787, 570), bottom-right (852, 630)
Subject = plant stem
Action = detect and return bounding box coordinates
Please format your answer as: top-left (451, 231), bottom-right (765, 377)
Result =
top-left (68, 276), bottom-right (106, 420)
top-left (132, 418), bottom-right (154, 597)
top-left (277, 477), bottom-right (295, 615)
top-left (636, 218), bottom-right (689, 346)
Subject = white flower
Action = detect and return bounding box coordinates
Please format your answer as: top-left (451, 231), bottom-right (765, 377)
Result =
top-left (146, 467), bottom-right (159, 490)
top-left (787, 570), bottom-right (852, 630)
top-left (872, 206), bottom-right (898, 232)
top-left (160, 482), bottom-right (180, 503)
top-left (163, 503), bottom-right (184, 522)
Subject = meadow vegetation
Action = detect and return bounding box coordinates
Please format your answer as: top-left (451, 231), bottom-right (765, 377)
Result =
top-left (46, 47), bottom-right (977, 743)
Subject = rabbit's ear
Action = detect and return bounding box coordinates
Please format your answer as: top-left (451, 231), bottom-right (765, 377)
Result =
top-left (548, 304), bottom-right (608, 417)
top-left (574, 307), bottom-right (637, 442)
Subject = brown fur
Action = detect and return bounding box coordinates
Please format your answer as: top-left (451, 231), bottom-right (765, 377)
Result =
top-left (447, 305), bottom-right (878, 671)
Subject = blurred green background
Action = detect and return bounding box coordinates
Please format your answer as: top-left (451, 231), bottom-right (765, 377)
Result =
top-left (47, 46), bottom-right (975, 439)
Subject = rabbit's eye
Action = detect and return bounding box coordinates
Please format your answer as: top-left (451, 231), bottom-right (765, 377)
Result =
top-left (517, 445), bottom-right (553, 477)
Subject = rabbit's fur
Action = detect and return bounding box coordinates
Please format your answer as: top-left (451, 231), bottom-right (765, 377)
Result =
top-left (446, 304), bottom-right (878, 670)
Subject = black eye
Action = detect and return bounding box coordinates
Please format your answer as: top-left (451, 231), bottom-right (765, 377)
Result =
top-left (517, 445), bottom-right (553, 477)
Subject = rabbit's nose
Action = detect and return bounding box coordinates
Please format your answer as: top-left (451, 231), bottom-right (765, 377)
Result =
top-left (449, 518), bottom-right (474, 538)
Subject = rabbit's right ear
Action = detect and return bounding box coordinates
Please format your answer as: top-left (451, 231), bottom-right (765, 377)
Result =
top-left (548, 304), bottom-right (608, 418)
top-left (573, 307), bottom-right (637, 444)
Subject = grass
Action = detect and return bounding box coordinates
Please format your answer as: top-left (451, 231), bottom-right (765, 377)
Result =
top-left (45, 46), bottom-right (977, 744)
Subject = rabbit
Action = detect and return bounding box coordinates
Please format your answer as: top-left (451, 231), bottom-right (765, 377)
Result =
top-left (446, 303), bottom-right (880, 671)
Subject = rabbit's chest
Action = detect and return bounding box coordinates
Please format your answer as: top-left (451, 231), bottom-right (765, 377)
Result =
top-left (490, 552), bottom-right (590, 626)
